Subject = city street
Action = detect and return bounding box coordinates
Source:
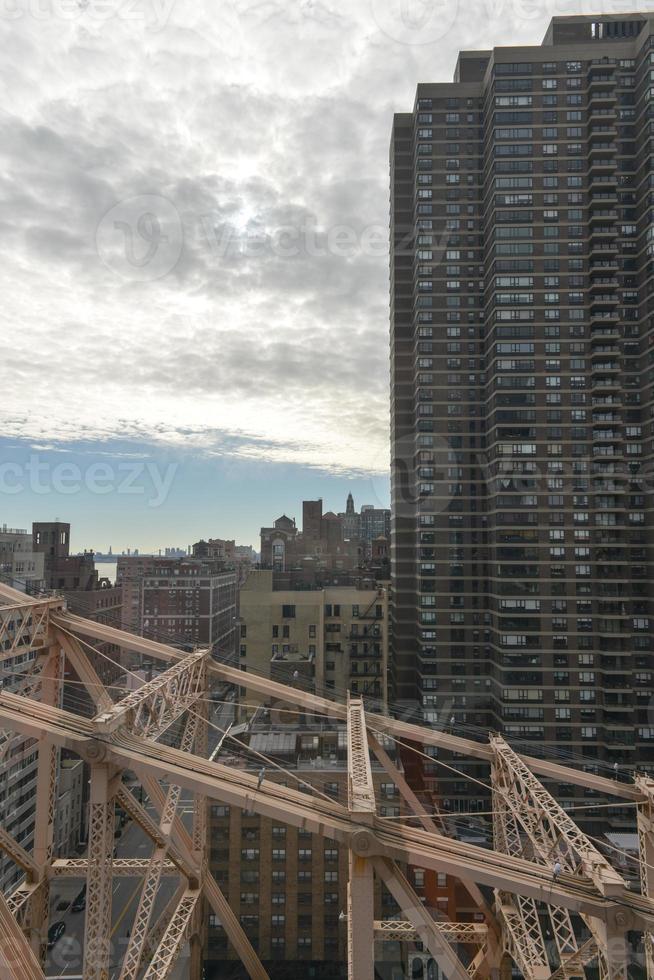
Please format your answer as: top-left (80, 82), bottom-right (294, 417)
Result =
top-left (45, 797), bottom-right (196, 980)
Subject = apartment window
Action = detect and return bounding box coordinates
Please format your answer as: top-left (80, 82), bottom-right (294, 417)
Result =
top-left (281, 605), bottom-right (295, 618)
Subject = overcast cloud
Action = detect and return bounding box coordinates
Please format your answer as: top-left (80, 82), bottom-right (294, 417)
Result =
top-left (0, 0), bottom-right (628, 476)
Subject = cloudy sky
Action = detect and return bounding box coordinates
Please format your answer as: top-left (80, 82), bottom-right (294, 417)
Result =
top-left (0, 0), bottom-right (625, 551)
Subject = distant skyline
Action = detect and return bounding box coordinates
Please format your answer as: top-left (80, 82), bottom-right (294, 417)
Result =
top-left (0, 0), bottom-right (602, 546)
top-left (0, 435), bottom-right (389, 551)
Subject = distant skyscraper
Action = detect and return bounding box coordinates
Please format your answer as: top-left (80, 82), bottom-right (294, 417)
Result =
top-left (390, 12), bottom-right (654, 811)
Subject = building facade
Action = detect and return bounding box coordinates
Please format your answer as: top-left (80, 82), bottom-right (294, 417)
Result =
top-left (0, 526), bottom-right (44, 590)
top-left (239, 570), bottom-right (389, 707)
top-left (117, 556), bottom-right (237, 655)
top-left (205, 725), bottom-right (407, 979)
top-left (54, 758), bottom-right (84, 856)
top-left (390, 13), bottom-right (654, 812)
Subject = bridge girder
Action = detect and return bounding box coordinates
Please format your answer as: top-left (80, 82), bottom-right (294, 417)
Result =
top-left (0, 585), bottom-right (650, 980)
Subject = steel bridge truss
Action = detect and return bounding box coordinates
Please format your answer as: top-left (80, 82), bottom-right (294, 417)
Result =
top-left (0, 584), bottom-right (652, 980)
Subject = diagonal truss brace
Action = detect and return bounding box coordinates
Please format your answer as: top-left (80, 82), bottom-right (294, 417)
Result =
top-left (119, 712), bottom-right (199, 980)
top-left (55, 627), bottom-right (114, 713)
top-left (547, 937), bottom-right (598, 980)
top-left (0, 828), bottom-right (39, 879)
top-left (491, 765), bottom-right (554, 980)
top-left (0, 892), bottom-right (45, 980)
top-left (142, 887), bottom-right (200, 980)
top-left (373, 858), bottom-right (472, 980)
top-left (495, 894), bottom-right (551, 980)
top-left (94, 651), bottom-right (208, 739)
top-left (491, 735), bottom-right (629, 979)
top-left (118, 848), bottom-right (167, 980)
top-left (369, 729), bottom-right (499, 960)
top-left (490, 735), bottom-right (625, 896)
top-left (137, 769), bottom-right (269, 980)
top-left (0, 599), bottom-right (59, 663)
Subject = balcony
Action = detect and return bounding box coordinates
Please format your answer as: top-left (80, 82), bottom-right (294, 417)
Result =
top-left (591, 326), bottom-right (620, 343)
top-left (588, 87), bottom-right (617, 104)
top-left (589, 275), bottom-right (618, 289)
top-left (592, 377), bottom-right (621, 391)
top-left (349, 626), bottom-right (381, 640)
top-left (589, 295), bottom-right (619, 309)
top-left (589, 240), bottom-right (619, 256)
top-left (590, 258), bottom-right (618, 272)
top-left (589, 143), bottom-right (617, 157)
top-left (349, 645), bottom-right (382, 659)
top-left (590, 351), bottom-right (619, 366)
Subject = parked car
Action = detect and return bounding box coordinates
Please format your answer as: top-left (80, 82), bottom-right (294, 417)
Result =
top-left (71, 889), bottom-right (86, 912)
top-left (47, 921), bottom-right (66, 948)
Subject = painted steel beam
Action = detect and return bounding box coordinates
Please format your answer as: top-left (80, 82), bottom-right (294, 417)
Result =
top-left (118, 849), bottom-right (168, 980)
top-left (50, 858), bottom-right (178, 877)
top-left (141, 887), bottom-right (200, 980)
top-left (0, 598), bottom-right (60, 663)
top-left (638, 776), bottom-right (654, 980)
top-left (374, 857), bottom-right (472, 980)
top-left (84, 764), bottom-right (115, 980)
top-left (490, 735), bottom-right (626, 897)
top-left (94, 652), bottom-right (207, 738)
top-left (0, 827), bottom-right (39, 878)
top-left (53, 611), bottom-right (644, 800)
top-left (347, 851), bottom-right (375, 980)
top-left (116, 783), bottom-right (196, 881)
top-left (204, 873), bottom-right (270, 980)
top-left (495, 895), bottom-right (551, 980)
top-left (491, 765), bottom-right (573, 978)
top-left (347, 697), bottom-right (376, 820)
top-left (374, 920), bottom-right (487, 943)
top-left (55, 628), bottom-right (114, 714)
top-left (30, 647), bottom-right (62, 962)
top-left (134, 774), bottom-right (270, 980)
top-left (547, 938), bottom-right (599, 980)
top-left (0, 892), bottom-right (45, 980)
top-left (369, 730), bottom-right (498, 954)
top-left (0, 691), bottom-right (646, 926)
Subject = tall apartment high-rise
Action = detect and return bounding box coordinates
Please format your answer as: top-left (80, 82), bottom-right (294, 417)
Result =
top-left (390, 13), bottom-right (654, 813)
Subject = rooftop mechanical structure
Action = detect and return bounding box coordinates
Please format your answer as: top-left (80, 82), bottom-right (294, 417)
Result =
top-left (0, 581), bottom-right (653, 980)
